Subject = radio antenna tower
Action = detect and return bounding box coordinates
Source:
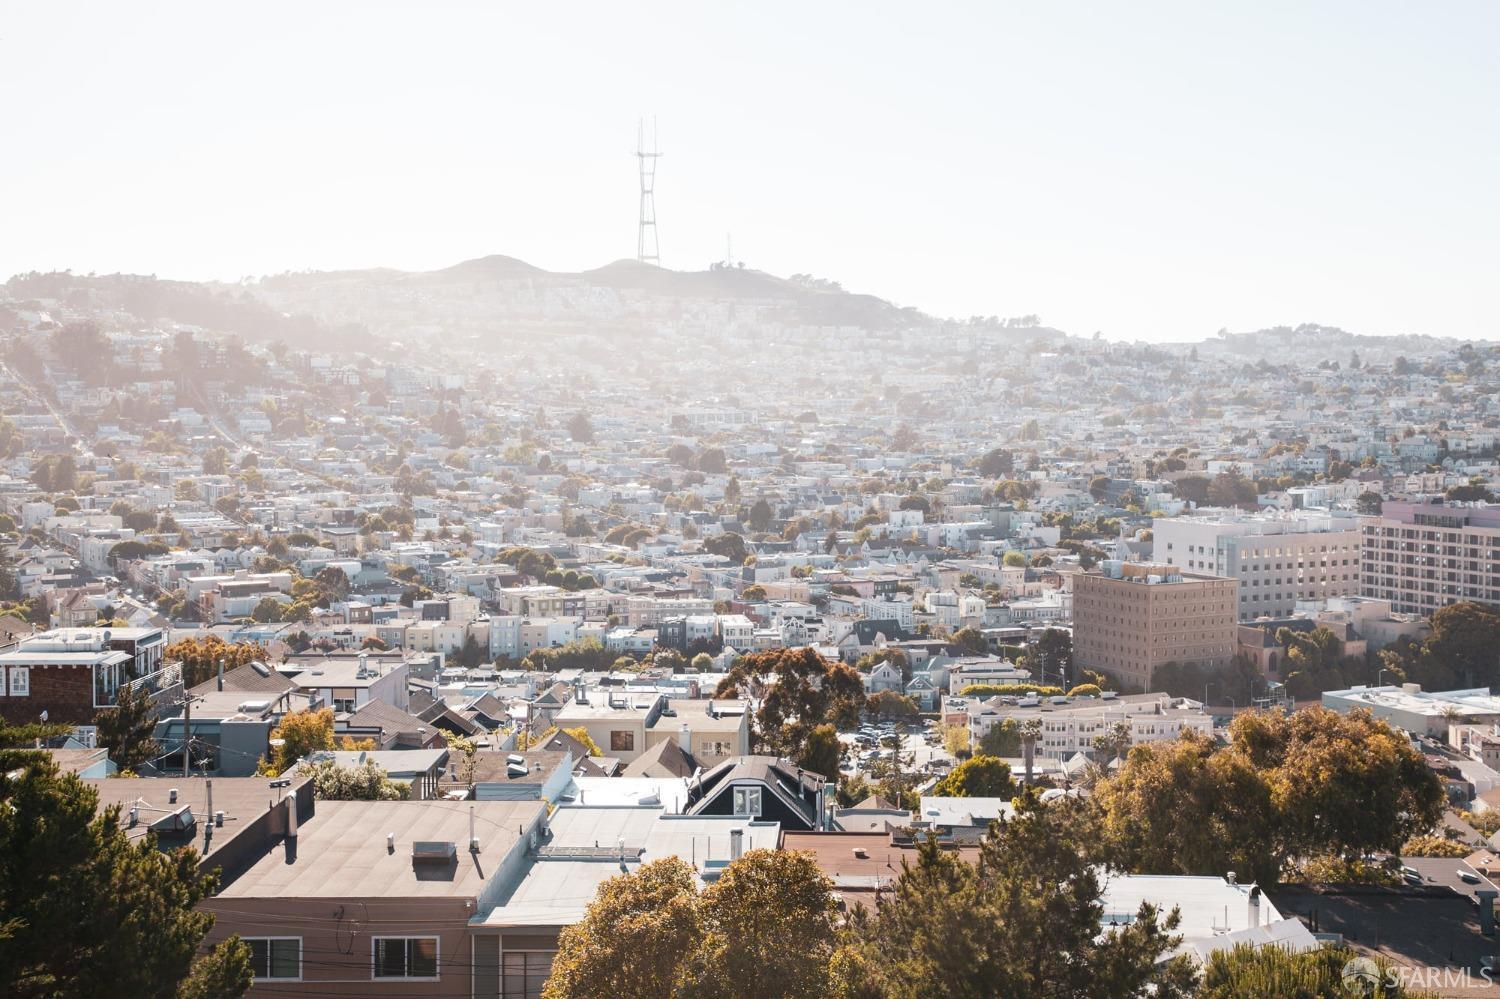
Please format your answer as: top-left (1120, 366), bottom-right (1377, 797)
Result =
top-left (636, 117), bottom-right (661, 266)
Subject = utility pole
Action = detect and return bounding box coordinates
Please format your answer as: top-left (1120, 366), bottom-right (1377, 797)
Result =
top-left (181, 693), bottom-right (192, 777)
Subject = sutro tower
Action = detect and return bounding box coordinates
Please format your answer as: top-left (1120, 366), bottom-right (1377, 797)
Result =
top-left (635, 117), bottom-right (661, 266)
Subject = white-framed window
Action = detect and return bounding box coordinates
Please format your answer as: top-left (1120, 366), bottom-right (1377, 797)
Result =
top-left (501, 950), bottom-right (555, 999)
top-left (732, 786), bottom-right (762, 817)
top-left (246, 937), bottom-right (301, 980)
top-left (8, 667), bottom-right (29, 697)
top-left (373, 936), bottom-right (439, 980)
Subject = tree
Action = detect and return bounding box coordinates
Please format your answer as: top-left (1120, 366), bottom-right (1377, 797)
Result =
top-left (249, 597), bottom-right (283, 623)
top-left (566, 412), bottom-right (594, 443)
top-left (1093, 720), bottom-right (1133, 762)
top-left (164, 637), bottom-right (264, 690)
top-left (1030, 628), bottom-right (1074, 686)
top-left (176, 939), bottom-right (253, 999)
top-left (978, 718), bottom-right (1020, 757)
top-left (696, 447), bottom-right (727, 474)
top-left (1174, 474), bottom-right (1210, 504)
top-left (703, 531), bottom-right (748, 565)
top-left (303, 757), bottom-right (409, 800)
top-left (259, 707), bottom-right (335, 776)
top-left (544, 858), bottom-right (703, 999)
top-left (952, 627), bottom-right (988, 654)
top-left (1094, 708), bottom-right (1444, 885)
top-left (545, 850), bottom-right (838, 999)
top-left (1207, 468), bottom-right (1257, 507)
top-left (714, 648), bottom-right (865, 757)
top-left (1001, 549), bottom-right (1027, 567)
top-left (741, 584), bottom-right (767, 601)
top-left (932, 755), bottom-right (1015, 798)
top-left (0, 751), bottom-right (248, 999)
top-left (866, 689), bottom-right (919, 721)
top-left (201, 447), bottom-right (229, 476)
top-left (978, 448), bottom-right (1014, 478)
top-left (747, 497), bottom-right (773, 532)
top-left (1356, 490), bottom-right (1384, 515)
top-left (93, 681), bottom-right (160, 772)
top-left (1093, 730), bottom-right (1280, 885)
top-left (832, 793), bottom-right (1194, 998)
top-left (561, 726), bottom-right (603, 757)
top-left (797, 723), bottom-right (842, 781)
top-left (681, 850), bottom-right (839, 998)
top-left (1198, 942), bottom-right (1423, 998)
top-left (1088, 475), bottom-right (1111, 501)
top-left (690, 652), bottom-right (714, 672)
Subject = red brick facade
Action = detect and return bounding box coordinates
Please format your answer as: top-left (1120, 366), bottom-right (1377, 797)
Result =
top-left (0, 663), bottom-right (98, 725)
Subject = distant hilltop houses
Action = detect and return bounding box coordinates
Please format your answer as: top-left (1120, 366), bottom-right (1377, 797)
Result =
top-left (5, 269), bottom-right (1500, 994)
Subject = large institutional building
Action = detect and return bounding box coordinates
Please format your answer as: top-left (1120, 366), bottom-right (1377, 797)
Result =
top-left (1072, 561), bottom-right (1238, 691)
top-left (1151, 511), bottom-right (1360, 620)
top-left (1360, 502), bottom-right (1500, 616)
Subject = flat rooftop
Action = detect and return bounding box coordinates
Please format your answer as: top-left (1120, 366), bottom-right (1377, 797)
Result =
top-left (1324, 685), bottom-right (1500, 718)
top-left (219, 799), bottom-right (545, 899)
top-left (88, 774), bottom-right (310, 864)
top-left (283, 659), bottom-right (402, 688)
top-left (479, 807), bottom-right (780, 928)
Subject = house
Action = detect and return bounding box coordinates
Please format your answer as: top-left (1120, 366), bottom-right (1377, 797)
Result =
top-left (301, 748), bottom-right (450, 800)
top-left (283, 654), bottom-right (409, 715)
top-left (198, 799), bottom-right (549, 997)
top-left (469, 803), bottom-right (782, 992)
top-left (864, 659), bottom-right (904, 695)
top-left (88, 774), bottom-right (315, 884)
top-left (0, 627), bottom-right (168, 725)
top-left (468, 750), bottom-right (574, 803)
top-left (683, 755), bottom-right (828, 830)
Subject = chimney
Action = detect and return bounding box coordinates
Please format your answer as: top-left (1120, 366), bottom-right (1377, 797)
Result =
top-left (1478, 889), bottom-right (1498, 936)
top-left (216, 658), bottom-right (224, 691)
top-left (1248, 884), bottom-right (1261, 928)
top-left (730, 827), bottom-right (744, 862)
top-left (169, 787), bottom-right (179, 804)
top-left (205, 779), bottom-right (213, 820)
top-left (678, 723), bottom-right (690, 753)
top-left (469, 805), bottom-right (480, 853)
top-left (285, 795), bottom-right (298, 838)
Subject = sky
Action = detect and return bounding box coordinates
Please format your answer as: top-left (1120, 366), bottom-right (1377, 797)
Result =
top-left (2, 2), bottom-right (1497, 342)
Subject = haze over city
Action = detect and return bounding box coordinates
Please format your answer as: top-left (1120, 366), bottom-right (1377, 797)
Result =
top-left (9, 5), bottom-right (1500, 998)
top-left (3, 1), bottom-right (1498, 341)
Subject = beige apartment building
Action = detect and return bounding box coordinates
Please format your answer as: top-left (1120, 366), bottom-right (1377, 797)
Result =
top-left (1152, 510), bottom-right (1360, 620)
top-left (1361, 502), bottom-right (1500, 616)
top-left (1072, 562), bottom-right (1238, 690)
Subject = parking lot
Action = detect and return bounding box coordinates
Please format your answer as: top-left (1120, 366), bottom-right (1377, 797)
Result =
top-left (838, 719), bottom-right (954, 780)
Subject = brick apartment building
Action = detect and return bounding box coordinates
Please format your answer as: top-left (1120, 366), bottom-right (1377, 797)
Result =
top-left (1072, 561), bottom-right (1237, 691)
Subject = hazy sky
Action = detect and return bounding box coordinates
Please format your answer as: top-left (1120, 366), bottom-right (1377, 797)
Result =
top-left (3, 2), bottom-right (1496, 341)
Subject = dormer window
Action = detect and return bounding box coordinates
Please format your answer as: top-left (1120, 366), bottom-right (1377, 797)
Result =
top-left (733, 786), bottom-right (762, 817)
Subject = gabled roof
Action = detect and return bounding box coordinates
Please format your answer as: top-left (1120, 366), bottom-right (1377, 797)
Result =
top-left (687, 755), bottom-right (823, 826)
top-left (620, 738), bottom-right (698, 779)
top-left (188, 661), bottom-right (293, 696)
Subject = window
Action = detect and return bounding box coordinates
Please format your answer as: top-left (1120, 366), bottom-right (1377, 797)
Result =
top-left (373, 937), bottom-right (438, 979)
top-left (502, 951), bottom-right (554, 999)
top-left (247, 938), bottom-right (301, 980)
top-left (333, 697), bottom-right (356, 713)
top-left (610, 730), bottom-right (635, 752)
top-left (7, 667), bottom-right (29, 697)
top-left (733, 786), bottom-right (762, 816)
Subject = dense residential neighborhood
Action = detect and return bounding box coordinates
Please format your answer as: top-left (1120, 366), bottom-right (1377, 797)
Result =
top-left (4, 269), bottom-right (1500, 997)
